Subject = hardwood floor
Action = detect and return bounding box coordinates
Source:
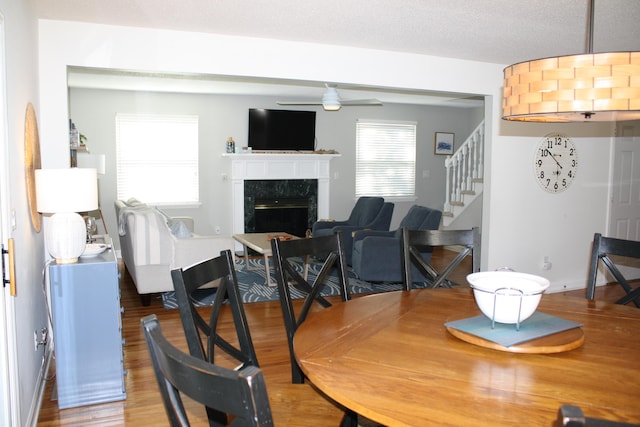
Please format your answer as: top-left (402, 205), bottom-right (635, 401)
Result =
top-left (36, 248), bottom-right (626, 426)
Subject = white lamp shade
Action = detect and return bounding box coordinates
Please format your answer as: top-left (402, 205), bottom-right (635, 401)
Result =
top-left (35, 168), bottom-right (98, 213)
top-left (35, 168), bottom-right (99, 263)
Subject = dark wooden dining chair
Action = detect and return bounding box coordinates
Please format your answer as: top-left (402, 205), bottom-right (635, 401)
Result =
top-left (271, 231), bottom-right (351, 384)
top-left (141, 314), bottom-right (274, 427)
top-left (400, 227), bottom-right (480, 290)
top-left (271, 231), bottom-right (358, 427)
top-left (170, 249), bottom-right (259, 368)
top-left (555, 404), bottom-right (639, 427)
top-left (586, 233), bottom-right (640, 307)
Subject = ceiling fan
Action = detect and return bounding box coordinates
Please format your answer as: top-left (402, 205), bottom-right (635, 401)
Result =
top-left (277, 84), bottom-right (383, 111)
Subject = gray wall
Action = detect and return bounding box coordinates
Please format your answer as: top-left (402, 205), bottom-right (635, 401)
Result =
top-left (69, 88), bottom-right (482, 250)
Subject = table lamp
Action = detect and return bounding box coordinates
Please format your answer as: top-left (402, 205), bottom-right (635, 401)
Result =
top-left (35, 168), bottom-right (98, 263)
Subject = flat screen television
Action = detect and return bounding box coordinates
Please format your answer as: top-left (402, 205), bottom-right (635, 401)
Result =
top-left (248, 109), bottom-right (316, 151)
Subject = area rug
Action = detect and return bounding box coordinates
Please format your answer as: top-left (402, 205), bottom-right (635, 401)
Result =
top-left (161, 257), bottom-right (417, 309)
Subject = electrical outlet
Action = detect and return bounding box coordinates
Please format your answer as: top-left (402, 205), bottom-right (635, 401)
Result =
top-left (34, 328), bottom-right (48, 351)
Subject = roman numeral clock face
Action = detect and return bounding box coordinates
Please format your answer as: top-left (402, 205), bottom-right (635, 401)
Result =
top-left (534, 133), bottom-right (578, 193)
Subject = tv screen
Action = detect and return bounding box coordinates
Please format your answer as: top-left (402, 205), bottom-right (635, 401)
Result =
top-left (248, 109), bottom-right (316, 151)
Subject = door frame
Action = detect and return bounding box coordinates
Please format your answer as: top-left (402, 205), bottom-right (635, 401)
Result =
top-left (0, 13), bottom-right (18, 426)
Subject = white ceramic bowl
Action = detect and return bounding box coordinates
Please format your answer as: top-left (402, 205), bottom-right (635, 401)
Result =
top-left (467, 271), bottom-right (550, 324)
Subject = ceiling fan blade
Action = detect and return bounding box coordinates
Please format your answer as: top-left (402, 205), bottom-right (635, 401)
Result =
top-left (276, 100), bottom-right (323, 105)
top-left (277, 99), bottom-right (383, 107)
top-left (340, 99), bottom-right (383, 106)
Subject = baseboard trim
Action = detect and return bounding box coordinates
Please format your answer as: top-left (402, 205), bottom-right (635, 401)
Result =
top-left (26, 345), bottom-right (53, 427)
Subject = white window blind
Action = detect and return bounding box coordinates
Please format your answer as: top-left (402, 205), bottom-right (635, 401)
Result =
top-left (116, 113), bottom-right (199, 204)
top-left (355, 120), bottom-right (417, 198)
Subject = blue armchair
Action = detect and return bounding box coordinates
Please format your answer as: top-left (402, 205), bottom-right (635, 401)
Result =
top-left (351, 205), bottom-right (442, 282)
top-left (312, 197), bottom-right (394, 265)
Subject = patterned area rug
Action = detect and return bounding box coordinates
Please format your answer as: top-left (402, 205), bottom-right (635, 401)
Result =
top-left (162, 257), bottom-right (421, 309)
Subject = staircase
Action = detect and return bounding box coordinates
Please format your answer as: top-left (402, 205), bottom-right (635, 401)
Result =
top-left (442, 121), bottom-right (484, 228)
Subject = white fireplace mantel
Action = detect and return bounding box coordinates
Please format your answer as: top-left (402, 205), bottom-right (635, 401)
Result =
top-left (223, 153), bottom-right (340, 235)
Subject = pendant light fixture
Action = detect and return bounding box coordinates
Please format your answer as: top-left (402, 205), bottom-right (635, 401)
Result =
top-left (502, 0), bottom-right (640, 122)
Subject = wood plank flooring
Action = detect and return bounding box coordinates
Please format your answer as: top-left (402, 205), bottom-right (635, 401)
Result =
top-left (36, 248), bottom-right (626, 426)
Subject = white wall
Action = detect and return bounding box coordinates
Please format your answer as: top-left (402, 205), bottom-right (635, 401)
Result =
top-left (40, 20), bottom-right (613, 297)
top-left (0, 0), bottom-right (48, 425)
top-left (487, 119), bottom-right (613, 291)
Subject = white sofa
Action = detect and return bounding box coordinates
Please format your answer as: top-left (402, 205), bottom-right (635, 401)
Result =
top-left (115, 199), bottom-right (235, 304)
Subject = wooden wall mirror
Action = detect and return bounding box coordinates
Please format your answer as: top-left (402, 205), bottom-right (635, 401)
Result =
top-left (25, 102), bottom-right (42, 233)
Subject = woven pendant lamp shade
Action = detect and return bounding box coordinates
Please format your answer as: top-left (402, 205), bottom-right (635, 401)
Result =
top-left (503, 52), bottom-right (640, 122)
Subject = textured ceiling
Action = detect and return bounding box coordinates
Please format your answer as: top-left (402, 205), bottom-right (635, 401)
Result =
top-left (38, 0), bottom-right (640, 106)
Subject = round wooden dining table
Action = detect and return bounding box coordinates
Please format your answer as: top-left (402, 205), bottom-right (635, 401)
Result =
top-left (294, 288), bottom-right (640, 427)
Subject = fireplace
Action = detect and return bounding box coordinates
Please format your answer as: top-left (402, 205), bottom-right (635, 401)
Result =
top-left (244, 179), bottom-right (318, 237)
top-left (225, 152), bottom-right (340, 249)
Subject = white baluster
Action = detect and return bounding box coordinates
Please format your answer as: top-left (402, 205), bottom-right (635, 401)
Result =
top-left (454, 154), bottom-right (462, 203)
top-left (477, 127), bottom-right (484, 178)
top-left (463, 144), bottom-right (471, 191)
top-left (469, 135), bottom-right (477, 183)
top-left (444, 157), bottom-right (452, 212)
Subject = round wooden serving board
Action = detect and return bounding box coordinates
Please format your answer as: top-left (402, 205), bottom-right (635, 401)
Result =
top-left (446, 325), bottom-right (584, 354)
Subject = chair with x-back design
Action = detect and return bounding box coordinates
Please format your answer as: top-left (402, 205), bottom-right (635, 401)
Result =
top-left (586, 233), bottom-right (640, 307)
top-left (171, 249), bottom-right (260, 425)
top-left (171, 249), bottom-right (259, 367)
top-left (271, 231), bottom-right (359, 426)
top-left (401, 227), bottom-right (481, 290)
top-left (271, 231), bottom-right (351, 384)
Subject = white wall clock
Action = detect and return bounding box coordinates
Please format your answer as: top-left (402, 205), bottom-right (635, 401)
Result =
top-left (534, 133), bottom-right (578, 193)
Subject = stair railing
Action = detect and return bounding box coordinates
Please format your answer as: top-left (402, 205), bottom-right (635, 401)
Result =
top-left (444, 121), bottom-right (485, 214)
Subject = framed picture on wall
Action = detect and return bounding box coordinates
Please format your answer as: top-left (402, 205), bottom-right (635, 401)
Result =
top-left (434, 132), bottom-right (454, 155)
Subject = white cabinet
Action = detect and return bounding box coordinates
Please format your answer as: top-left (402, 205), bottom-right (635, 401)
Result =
top-left (49, 239), bottom-right (126, 409)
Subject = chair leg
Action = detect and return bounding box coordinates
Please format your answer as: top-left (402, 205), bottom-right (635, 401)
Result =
top-left (140, 294), bottom-right (151, 306)
top-left (340, 410), bottom-right (358, 427)
top-left (586, 234), bottom-right (601, 301)
top-left (616, 285), bottom-right (640, 307)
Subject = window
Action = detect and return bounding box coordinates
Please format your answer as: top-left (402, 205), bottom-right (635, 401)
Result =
top-left (355, 120), bottom-right (417, 199)
top-left (116, 113), bottom-right (199, 205)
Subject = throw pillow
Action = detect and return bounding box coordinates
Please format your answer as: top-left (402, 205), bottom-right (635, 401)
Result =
top-left (169, 220), bottom-right (192, 238)
top-left (125, 197), bottom-right (146, 207)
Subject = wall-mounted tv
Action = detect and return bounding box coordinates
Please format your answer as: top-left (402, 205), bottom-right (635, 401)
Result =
top-left (248, 109), bottom-right (316, 151)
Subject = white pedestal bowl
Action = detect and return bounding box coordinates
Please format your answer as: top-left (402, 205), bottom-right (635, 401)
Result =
top-left (467, 271), bottom-right (550, 325)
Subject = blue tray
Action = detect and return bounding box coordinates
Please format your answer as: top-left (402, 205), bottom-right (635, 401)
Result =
top-left (445, 312), bottom-right (582, 347)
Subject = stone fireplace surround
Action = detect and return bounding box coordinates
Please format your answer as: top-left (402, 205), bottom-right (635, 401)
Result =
top-left (225, 153), bottom-right (340, 246)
